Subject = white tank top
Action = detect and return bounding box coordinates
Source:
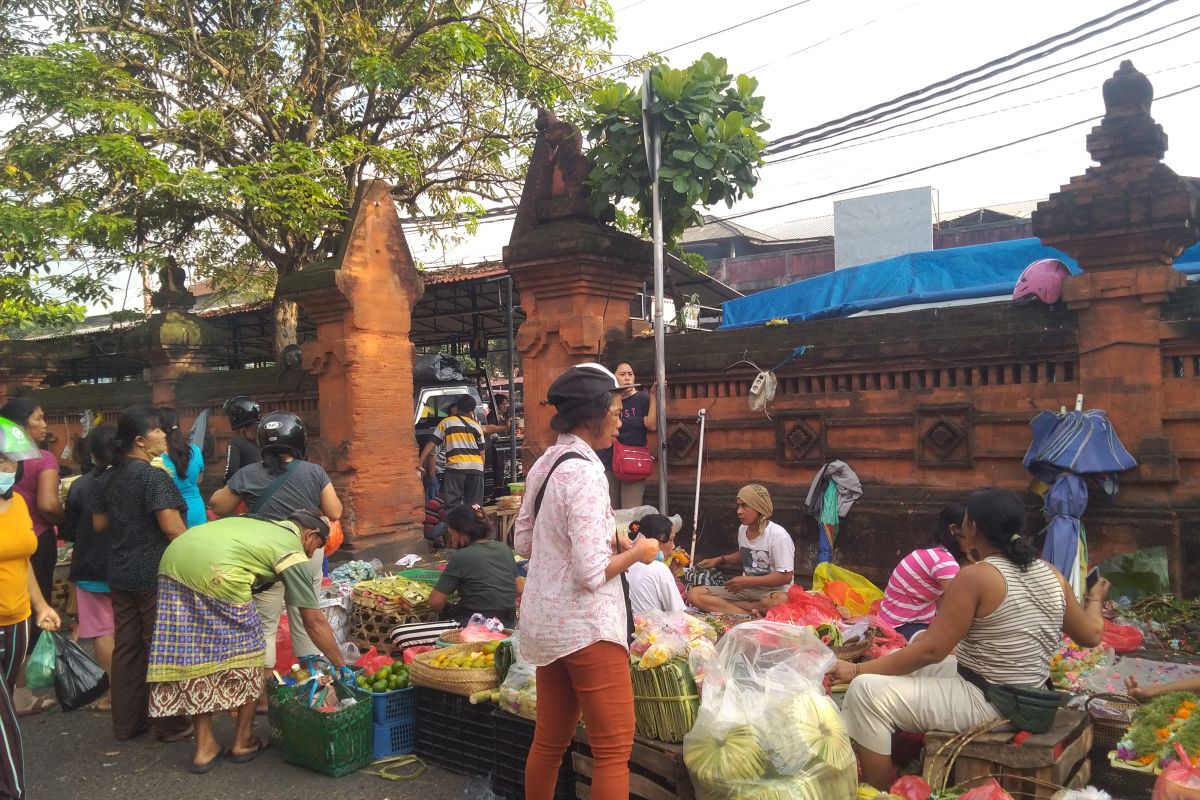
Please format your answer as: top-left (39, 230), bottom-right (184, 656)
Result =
top-left (955, 557), bottom-right (1064, 687)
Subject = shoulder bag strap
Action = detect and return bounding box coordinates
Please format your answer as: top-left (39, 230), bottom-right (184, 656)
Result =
top-left (250, 458), bottom-right (301, 514)
top-left (534, 452), bottom-right (586, 517)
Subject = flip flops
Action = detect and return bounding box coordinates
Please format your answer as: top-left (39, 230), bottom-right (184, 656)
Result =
top-left (188, 748), bottom-right (227, 774)
top-left (230, 737), bottom-right (270, 764)
top-left (16, 695), bottom-right (57, 717)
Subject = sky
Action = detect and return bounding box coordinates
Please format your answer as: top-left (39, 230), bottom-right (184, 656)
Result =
top-left (80, 0), bottom-right (1200, 309)
top-left (411, 0), bottom-right (1200, 266)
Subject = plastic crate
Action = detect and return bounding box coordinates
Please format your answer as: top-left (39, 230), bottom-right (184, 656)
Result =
top-left (279, 682), bottom-right (372, 778)
top-left (371, 685), bottom-right (416, 724)
top-left (490, 709), bottom-right (574, 800)
top-left (414, 688), bottom-right (496, 776)
top-left (372, 716), bottom-right (416, 759)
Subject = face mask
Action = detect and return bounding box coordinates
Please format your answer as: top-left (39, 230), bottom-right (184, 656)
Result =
top-left (655, 550), bottom-right (665, 562)
top-left (0, 472), bottom-right (15, 496)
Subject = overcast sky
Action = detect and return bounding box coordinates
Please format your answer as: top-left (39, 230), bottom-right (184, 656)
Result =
top-left (412, 0), bottom-right (1200, 266)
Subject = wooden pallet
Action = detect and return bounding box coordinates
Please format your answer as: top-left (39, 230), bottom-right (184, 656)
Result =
top-left (923, 710), bottom-right (1092, 800)
top-left (573, 729), bottom-right (695, 800)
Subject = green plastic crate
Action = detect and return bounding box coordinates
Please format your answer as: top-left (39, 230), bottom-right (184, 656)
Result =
top-left (267, 681), bottom-right (300, 743)
top-left (397, 569), bottom-right (444, 585)
top-left (279, 682), bottom-right (372, 777)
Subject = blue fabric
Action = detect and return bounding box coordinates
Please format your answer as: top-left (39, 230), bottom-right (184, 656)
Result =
top-left (1041, 474), bottom-right (1088, 582)
top-left (1022, 409), bottom-right (1137, 484)
top-left (76, 580), bottom-right (110, 594)
top-left (719, 238), bottom-right (1200, 329)
top-left (162, 444), bottom-right (206, 528)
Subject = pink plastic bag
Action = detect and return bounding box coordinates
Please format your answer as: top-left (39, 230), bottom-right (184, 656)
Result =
top-left (273, 612), bottom-right (295, 673)
top-left (868, 615), bottom-right (908, 659)
top-left (1103, 620), bottom-right (1145, 653)
top-left (459, 614), bottom-right (508, 642)
top-left (890, 775), bottom-right (931, 800)
top-left (957, 778), bottom-right (1013, 800)
top-left (764, 587), bottom-right (841, 625)
top-left (1154, 744), bottom-right (1200, 800)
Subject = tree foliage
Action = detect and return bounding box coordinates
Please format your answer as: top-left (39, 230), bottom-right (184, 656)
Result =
top-left (0, 0), bottom-right (621, 339)
top-left (582, 53), bottom-right (768, 250)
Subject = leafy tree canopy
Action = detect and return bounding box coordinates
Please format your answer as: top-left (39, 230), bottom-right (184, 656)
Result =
top-left (0, 0), bottom-right (622, 339)
top-left (582, 53), bottom-right (769, 253)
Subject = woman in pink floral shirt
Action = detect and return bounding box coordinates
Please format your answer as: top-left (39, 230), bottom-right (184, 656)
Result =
top-left (515, 363), bottom-right (659, 800)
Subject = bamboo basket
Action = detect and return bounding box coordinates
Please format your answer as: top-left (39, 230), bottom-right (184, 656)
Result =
top-left (410, 642), bottom-right (499, 697)
top-left (630, 659), bottom-right (700, 744)
top-left (436, 629), bottom-right (514, 647)
top-left (1085, 692), bottom-right (1139, 753)
top-left (350, 605), bottom-right (438, 652)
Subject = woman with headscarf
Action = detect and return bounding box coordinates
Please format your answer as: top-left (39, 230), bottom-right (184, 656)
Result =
top-left (687, 484), bottom-right (795, 615)
top-left (515, 363), bottom-right (660, 800)
top-left (0, 416), bottom-right (61, 799)
top-left (148, 508), bottom-right (350, 773)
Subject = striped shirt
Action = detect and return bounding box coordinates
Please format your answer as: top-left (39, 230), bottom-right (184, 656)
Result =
top-left (956, 557), bottom-right (1065, 687)
top-left (878, 547), bottom-right (960, 628)
top-left (432, 415), bottom-right (485, 472)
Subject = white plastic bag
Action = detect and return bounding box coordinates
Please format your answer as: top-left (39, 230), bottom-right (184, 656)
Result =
top-left (682, 621), bottom-right (856, 800)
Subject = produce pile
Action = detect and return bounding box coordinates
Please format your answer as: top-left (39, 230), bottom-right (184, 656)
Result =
top-left (329, 560), bottom-right (380, 584)
top-left (1049, 635), bottom-right (1110, 692)
top-left (426, 639), bottom-right (500, 670)
top-left (683, 621), bottom-right (858, 800)
top-left (351, 576), bottom-right (433, 611)
top-left (354, 663), bottom-right (410, 693)
top-left (1133, 595), bottom-right (1200, 653)
top-left (1114, 691), bottom-right (1200, 769)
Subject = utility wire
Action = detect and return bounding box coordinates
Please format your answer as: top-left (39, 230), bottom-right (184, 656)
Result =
top-left (769, 13), bottom-right (1200, 164)
top-left (720, 80), bottom-right (1200, 222)
top-left (766, 0), bottom-right (1179, 154)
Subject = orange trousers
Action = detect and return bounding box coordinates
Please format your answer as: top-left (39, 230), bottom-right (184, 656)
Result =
top-left (524, 641), bottom-right (634, 800)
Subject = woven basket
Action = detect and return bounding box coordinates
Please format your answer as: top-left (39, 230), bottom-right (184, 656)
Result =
top-left (436, 629), bottom-right (514, 647)
top-left (410, 643), bottom-right (499, 697)
top-left (350, 605), bottom-right (437, 653)
top-left (1086, 692), bottom-right (1139, 753)
top-left (833, 637), bottom-right (870, 663)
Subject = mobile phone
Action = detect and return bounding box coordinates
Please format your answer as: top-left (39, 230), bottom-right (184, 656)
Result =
top-left (1085, 566), bottom-right (1100, 592)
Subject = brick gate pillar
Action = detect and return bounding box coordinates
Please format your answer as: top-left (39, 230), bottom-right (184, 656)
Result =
top-left (503, 110), bottom-right (653, 460)
top-left (279, 180), bottom-right (425, 543)
top-left (1034, 61), bottom-right (1200, 587)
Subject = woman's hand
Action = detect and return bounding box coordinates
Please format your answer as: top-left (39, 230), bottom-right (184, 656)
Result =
top-left (1087, 577), bottom-right (1112, 607)
top-left (35, 606), bottom-right (60, 632)
top-left (633, 538), bottom-right (659, 564)
top-left (616, 529), bottom-right (634, 552)
top-left (828, 659), bottom-right (858, 686)
top-left (698, 557), bottom-right (721, 569)
top-left (1126, 675), bottom-right (1154, 701)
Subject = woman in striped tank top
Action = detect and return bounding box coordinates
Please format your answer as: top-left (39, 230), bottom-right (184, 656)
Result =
top-left (831, 488), bottom-right (1110, 790)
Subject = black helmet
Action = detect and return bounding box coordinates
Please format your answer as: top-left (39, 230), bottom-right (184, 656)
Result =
top-left (257, 411), bottom-right (306, 458)
top-left (223, 396), bottom-right (261, 430)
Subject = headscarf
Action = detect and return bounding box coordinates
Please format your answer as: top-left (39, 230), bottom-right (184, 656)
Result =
top-left (737, 484), bottom-right (773, 533)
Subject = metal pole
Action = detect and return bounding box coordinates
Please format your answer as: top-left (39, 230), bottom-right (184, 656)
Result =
top-left (690, 408), bottom-right (708, 565)
top-left (506, 275), bottom-right (517, 481)
top-left (643, 70), bottom-right (668, 514)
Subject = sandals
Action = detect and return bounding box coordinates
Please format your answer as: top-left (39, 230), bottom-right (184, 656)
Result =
top-left (158, 724), bottom-right (195, 743)
top-left (16, 696), bottom-right (57, 717)
top-left (230, 737), bottom-right (270, 764)
top-left (188, 748), bottom-right (227, 774)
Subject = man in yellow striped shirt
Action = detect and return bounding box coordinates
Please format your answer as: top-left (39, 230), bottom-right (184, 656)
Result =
top-left (418, 395), bottom-right (486, 510)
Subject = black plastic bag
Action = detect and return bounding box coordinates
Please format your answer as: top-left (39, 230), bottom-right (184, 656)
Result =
top-left (52, 633), bottom-right (109, 712)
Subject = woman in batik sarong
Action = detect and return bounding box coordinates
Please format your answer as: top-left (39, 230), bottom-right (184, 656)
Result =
top-left (147, 508), bottom-right (350, 774)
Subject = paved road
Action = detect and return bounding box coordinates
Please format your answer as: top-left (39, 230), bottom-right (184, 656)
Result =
top-left (23, 699), bottom-right (472, 800)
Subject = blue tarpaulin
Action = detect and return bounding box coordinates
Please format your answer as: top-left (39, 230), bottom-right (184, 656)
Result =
top-left (719, 238), bottom-right (1200, 330)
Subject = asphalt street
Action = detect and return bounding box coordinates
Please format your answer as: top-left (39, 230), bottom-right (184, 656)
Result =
top-left (22, 698), bottom-right (473, 800)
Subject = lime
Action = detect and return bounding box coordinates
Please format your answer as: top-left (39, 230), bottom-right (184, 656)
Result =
top-left (371, 680), bottom-right (388, 693)
top-left (396, 675), bottom-right (409, 688)
top-left (356, 676), bottom-right (368, 688)
top-left (376, 666), bottom-right (391, 680)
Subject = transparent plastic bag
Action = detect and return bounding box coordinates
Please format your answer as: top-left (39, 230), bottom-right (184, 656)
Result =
top-left (460, 614), bottom-right (507, 642)
top-left (682, 621), bottom-right (856, 800)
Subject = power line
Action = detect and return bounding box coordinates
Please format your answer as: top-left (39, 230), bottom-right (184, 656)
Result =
top-left (765, 0), bottom-right (1180, 155)
top-left (768, 14), bottom-right (1200, 165)
top-left (718, 80), bottom-right (1200, 222)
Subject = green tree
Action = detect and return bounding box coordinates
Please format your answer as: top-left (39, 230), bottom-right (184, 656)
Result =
top-left (0, 0), bottom-right (621, 345)
top-left (583, 53), bottom-right (768, 255)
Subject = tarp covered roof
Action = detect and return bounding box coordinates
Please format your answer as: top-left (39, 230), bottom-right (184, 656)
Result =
top-left (720, 237), bottom-right (1200, 329)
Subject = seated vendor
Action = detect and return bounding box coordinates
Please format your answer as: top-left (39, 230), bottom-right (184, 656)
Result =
top-left (877, 502), bottom-right (969, 641)
top-left (829, 488), bottom-right (1109, 790)
top-left (428, 504), bottom-right (518, 629)
top-left (627, 514), bottom-right (685, 616)
top-left (687, 484), bottom-right (793, 615)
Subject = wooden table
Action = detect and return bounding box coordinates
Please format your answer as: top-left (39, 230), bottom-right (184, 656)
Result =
top-left (483, 504), bottom-right (520, 546)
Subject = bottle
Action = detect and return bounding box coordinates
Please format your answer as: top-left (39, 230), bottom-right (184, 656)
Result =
top-left (290, 663), bottom-right (307, 682)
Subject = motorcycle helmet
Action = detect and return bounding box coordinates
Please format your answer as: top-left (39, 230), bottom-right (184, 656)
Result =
top-left (223, 395), bottom-right (261, 430)
top-left (1012, 259), bottom-right (1070, 304)
top-left (257, 411), bottom-right (306, 458)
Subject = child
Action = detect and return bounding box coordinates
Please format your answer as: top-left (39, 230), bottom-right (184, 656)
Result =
top-left (687, 484), bottom-right (794, 615)
top-left (1125, 674), bottom-right (1200, 701)
top-left (427, 504), bottom-right (518, 628)
top-left (627, 514), bottom-right (685, 615)
top-left (877, 502), bottom-right (968, 641)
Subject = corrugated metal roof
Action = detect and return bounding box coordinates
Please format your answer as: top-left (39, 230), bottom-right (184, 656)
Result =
top-left (763, 215), bottom-right (835, 241)
top-left (681, 216), bottom-right (779, 245)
